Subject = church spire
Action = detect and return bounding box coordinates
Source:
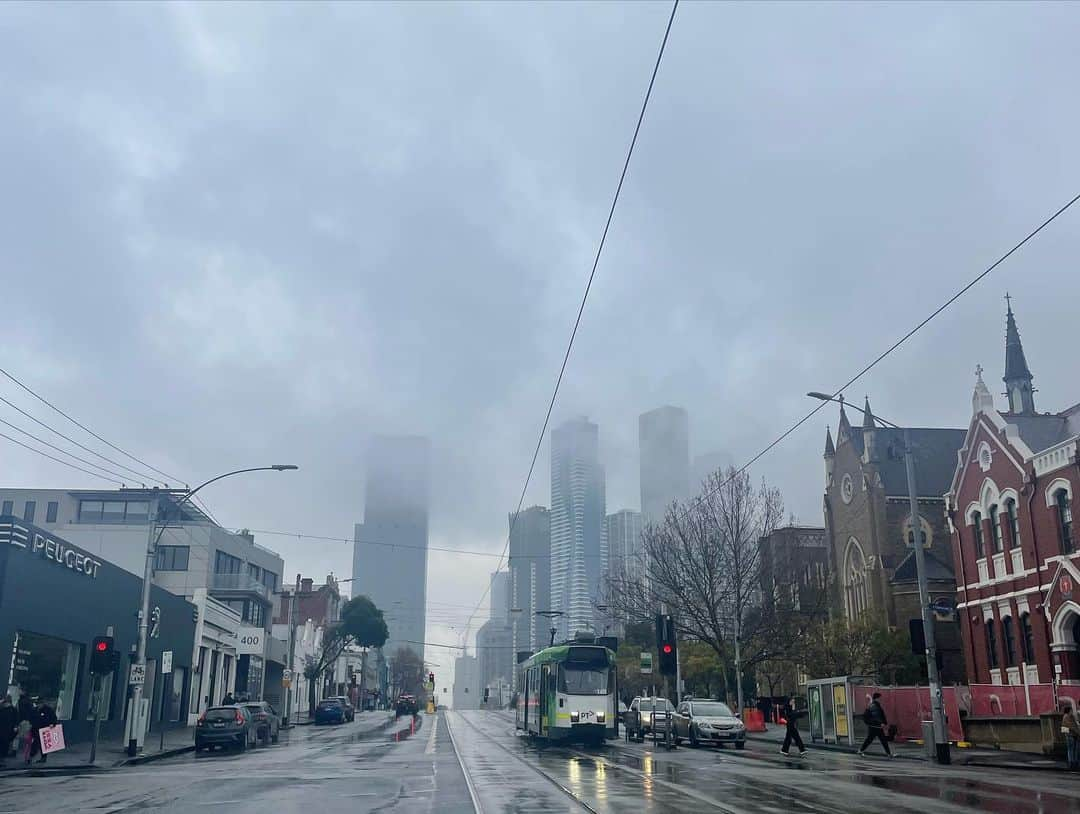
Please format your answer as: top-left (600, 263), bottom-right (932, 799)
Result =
top-left (862, 396), bottom-right (876, 429)
top-left (824, 426), bottom-right (835, 457)
top-left (972, 364), bottom-right (994, 415)
top-left (1002, 293), bottom-right (1035, 414)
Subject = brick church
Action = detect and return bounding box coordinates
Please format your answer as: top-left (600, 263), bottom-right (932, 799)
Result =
top-left (823, 395), bottom-right (967, 681)
top-left (946, 299), bottom-right (1080, 688)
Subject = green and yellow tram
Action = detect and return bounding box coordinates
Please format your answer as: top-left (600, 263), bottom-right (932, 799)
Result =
top-left (515, 642), bottom-right (617, 744)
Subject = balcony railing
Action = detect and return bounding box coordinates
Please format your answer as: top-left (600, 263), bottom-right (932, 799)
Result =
top-left (210, 572), bottom-right (270, 600)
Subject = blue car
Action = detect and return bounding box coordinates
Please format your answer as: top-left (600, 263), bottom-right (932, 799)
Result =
top-left (314, 698), bottom-right (346, 725)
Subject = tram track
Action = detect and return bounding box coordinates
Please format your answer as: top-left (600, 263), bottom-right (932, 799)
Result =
top-left (451, 710), bottom-right (741, 813)
top-left (447, 709), bottom-right (601, 813)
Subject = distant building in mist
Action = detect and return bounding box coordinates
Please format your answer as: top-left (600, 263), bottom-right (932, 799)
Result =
top-left (606, 509), bottom-right (643, 633)
top-left (693, 450), bottom-right (734, 493)
top-left (352, 435), bottom-right (430, 665)
top-left (508, 506), bottom-right (550, 670)
top-left (477, 571), bottom-right (513, 693)
top-left (550, 417), bottom-right (607, 641)
top-left (453, 652), bottom-right (480, 710)
top-left (489, 570), bottom-right (510, 623)
top-left (639, 406), bottom-right (690, 526)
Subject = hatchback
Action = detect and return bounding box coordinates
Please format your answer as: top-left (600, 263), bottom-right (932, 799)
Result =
top-left (195, 705), bottom-right (259, 752)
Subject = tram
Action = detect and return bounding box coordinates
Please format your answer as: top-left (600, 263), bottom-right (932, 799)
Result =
top-left (515, 639), bottom-right (618, 744)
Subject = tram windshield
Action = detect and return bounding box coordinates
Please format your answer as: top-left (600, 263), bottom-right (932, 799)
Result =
top-left (558, 664), bottom-right (610, 695)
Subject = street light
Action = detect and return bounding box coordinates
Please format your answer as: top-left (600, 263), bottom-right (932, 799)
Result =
top-left (808, 391), bottom-right (951, 764)
top-left (128, 464), bottom-right (299, 756)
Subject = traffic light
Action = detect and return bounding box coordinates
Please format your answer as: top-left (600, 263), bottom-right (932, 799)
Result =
top-left (428, 672), bottom-right (435, 685)
top-left (90, 636), bottom-right (115, 675)
top-left (656, 614), bottom-right (677, 676)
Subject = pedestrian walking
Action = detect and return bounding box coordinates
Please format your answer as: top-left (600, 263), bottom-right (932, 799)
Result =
top-left (221, 692), bottom-right (236, 705)
top-left (779, 696), bottom-right (807, 756)
top-left (0, 696), bottom-right (17, 763)
top-left (26, 699), bottom-right (57, 765)
top-left (1061, 704), bottom-right (1080, 770)
top-left (858, 692), bottom-right (893, 757)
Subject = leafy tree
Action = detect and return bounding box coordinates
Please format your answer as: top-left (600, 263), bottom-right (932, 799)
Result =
top-left (305, 594), bottom-right (389, 712)
top-left (796, 617), bottom-right (921, 684)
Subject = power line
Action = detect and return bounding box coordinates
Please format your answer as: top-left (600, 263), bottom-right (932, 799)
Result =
top-left (462, 0), bottom-right (680, 643)
top-left (0, 430), bottom-right (123, 485)
top-left (681, 190), bottom-right (1080, 522)
top-left (0, 393), bottom-right (161, 486)
top-left (0, 365), bottom-right (184, 485)
top-left (0, 415), bottom-right (139, 484)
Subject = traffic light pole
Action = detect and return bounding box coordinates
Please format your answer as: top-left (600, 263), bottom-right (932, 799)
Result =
top-left (89, 625), bottom-right (113, 765)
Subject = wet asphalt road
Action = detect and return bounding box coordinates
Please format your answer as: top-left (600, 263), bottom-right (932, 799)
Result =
top-left (3, 710), bottom-right (1080, 813)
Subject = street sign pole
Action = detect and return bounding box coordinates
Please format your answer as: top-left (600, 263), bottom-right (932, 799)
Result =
top-left (129, 494), bottom-right (160, 757)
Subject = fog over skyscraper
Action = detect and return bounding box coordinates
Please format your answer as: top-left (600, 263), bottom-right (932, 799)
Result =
top-left (353, 435), bottom-right (430, 665)
top-left (550, 417), bottom-right (606, 640)
top-left (508, 506), bottom-right (550, 662)
top-left (639, 406), bottom-right (690, 526)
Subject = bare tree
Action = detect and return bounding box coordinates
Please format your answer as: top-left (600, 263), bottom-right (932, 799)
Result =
top-left (604, 466), bottom-right (788, 708)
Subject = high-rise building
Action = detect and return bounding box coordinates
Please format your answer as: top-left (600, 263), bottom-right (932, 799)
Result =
top-left (489, 571), bottom-right (511, 623)
top-left (639, 406), bottom-right (690, 526)
top-left (453, 652), bottom-right (480, 710)
top-left (353, 435), bottom-right (430, 665)
top-left (508, 506), bottom-right (550, 666)
top-left (550, 417), bottom-right (607, 641)
top-left (606, 509), bottom-right (644, 581)
top-left (693, 450), bottom-right (734, 493)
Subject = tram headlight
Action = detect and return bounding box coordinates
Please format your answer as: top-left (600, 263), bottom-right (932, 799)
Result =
top-left (596, 711), bottom-right (605, 723)
top-left (570, 711), bottom-right (580, 722)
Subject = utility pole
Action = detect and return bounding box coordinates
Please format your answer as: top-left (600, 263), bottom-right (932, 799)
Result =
top-left (284, 573), bottom-right (300, 727)
top-left (734, 612), bottom-right (744, 717)
top-left (128, 492), bottom-right (161, 757)
top-left (904, 427), bottom-right (951, 764)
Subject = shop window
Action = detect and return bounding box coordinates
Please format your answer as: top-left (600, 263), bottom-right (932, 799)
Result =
top-left (1056, 489), bottom-right (1074, 554)
top-left (10, 630), bottom-right (81, 720)
top-left (155, 545), bottom-right (190, 571)
top-left (101, 501), bottom-right (125, 523)
top-left (1021, 612), bottom-right (1035, 663)
top-left (1, 500), bottom-right (12, 515)
top-left (46, 501), bottom-right (58, 523)
top-left (124, 501), bottom-right (150, 523)
top-left (23, 501), bottom-right (36, 523)
top-left (215, 550), bottom-right (242, 574)
top-left (972, 512), bottom-right (985, 558)
top-left (261, 570), bottom-right (279, 592)
top-left (1003, 616), bottom-right (1017, 667)
top-left (985, 620), bottom-right (999, 670)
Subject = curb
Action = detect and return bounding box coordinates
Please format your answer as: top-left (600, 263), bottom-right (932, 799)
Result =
top-left (114, 744), bottom-right (196, 767)
top-left (0, 764), bottom-right (107, 778)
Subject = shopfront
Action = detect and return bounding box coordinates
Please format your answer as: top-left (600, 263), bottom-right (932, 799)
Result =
top-left (0, 516), bottom-right (197, 744)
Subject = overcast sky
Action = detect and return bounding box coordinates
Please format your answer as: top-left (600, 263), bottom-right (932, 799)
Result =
top-left (3, 2), bottom-right (1080, 679)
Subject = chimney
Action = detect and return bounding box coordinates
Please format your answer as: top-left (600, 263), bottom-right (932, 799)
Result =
top-left (301, 578), bottom-right (314, 593)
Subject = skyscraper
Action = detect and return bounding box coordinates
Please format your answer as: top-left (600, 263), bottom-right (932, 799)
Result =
top-left (639, 406), bottom-right (690, 527)
top-left (508, 506), bottom-right (550, 664)
top-left (489, 571), bottom-right (511, 623)
top-left (606, 509), bottom-right (644, 581)
top-left (550, 417), bottom-right (606, 640)
top-left (353, 435), bottom-right (430, 665)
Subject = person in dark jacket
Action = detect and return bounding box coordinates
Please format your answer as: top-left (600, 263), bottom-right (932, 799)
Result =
top-left (858, 693), bottom-right (893, 757)
top-left (780, 696), bottom-right (807, 756)
top-left (221, 692), bottom-right (236, 706)
top-left (16, 693), bottom-right (35, 727)
top-left (0, 697), bottom-right (17, 762)
top-left (26, 700), bottom-right (57, 765)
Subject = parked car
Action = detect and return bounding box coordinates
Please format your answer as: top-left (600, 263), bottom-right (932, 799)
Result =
top-left (327, 696), bottom-right (355, 721)
top-left (673, 699), bottom-right (746, 748)
top-left (195, 705), bottom-right (259, 752)
top-left (243, 701), bottom-right (281, 745)
top-left (624, 697), bottom-right (675, 742)
top-left (314, 698), bottom-right (347, 725)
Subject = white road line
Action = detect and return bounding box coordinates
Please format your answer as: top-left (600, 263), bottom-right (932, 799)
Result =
top-left (445, 711), bottom-right (484, 814)
top-left (425, 712), bottom-right (439, 755)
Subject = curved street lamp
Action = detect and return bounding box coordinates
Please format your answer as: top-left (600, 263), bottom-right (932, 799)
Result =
top-left (128, 464), bottom-right (298, 756)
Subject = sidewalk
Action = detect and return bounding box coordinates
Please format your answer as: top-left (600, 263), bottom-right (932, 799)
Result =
top-left (749, 725), bottom-right (1070, 772)
top-left (0, 724), bottom-right (196, 778)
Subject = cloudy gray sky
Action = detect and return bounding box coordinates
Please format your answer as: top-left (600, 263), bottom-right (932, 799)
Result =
top-left (3, 2), bottom-right (1080, 676)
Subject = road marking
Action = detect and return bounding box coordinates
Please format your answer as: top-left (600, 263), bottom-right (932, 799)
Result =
top-left (425, 712), bottom-right (439, 754)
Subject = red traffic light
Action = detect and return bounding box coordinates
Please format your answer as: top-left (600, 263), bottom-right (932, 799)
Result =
top-left (95, 640), bottom-right (109, 652)
top-left (662, 644), bottom-right (673, 654)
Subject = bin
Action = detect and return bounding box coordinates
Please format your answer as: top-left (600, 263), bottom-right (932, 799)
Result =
top-left (921, 720), bottom-right (935, 759)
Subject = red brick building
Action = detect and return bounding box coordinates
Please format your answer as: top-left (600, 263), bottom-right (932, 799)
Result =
top-left (274, 575), bottom-right (342, 627)
top-left (946, 302), bottom-right (1080, 688)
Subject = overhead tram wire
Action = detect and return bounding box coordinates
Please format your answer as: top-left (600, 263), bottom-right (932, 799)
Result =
top-left (0, 416), bottom-right (140, 484)
top-left (679, 189), bottom-right (1080, 522)
top-left (0, 430), bottom-right (123, 485)
top-left (460, 0), bottom-right (681, 644)
top-left (0, 365), bottom-right (184, 485)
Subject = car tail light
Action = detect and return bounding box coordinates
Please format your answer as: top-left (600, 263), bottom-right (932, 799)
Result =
top-left (235, 712), bottom-right (244, 725)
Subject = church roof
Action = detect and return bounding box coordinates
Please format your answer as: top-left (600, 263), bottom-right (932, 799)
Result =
top-left (1003, 300), bottom-right (1033, 383)
top-left (999, 413), bottom-right (1071, 454)
top-left (824, 426), bottom-right (835, 457)
top-left (873, 427), bottom-right (967, 498)
top-left (891, 549), bottom-right (955, 583)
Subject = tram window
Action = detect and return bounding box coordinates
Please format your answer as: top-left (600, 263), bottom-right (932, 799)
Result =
top-left (558, 664), bottom-right (609, 695)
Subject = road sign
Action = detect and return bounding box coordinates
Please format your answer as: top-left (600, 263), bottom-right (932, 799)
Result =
top-left (640, 652), bottom-right (653, 674)
top-left (283, 668), bottom-right (293, 681)
top-left (129, 664), bottom-right (145, 686)
top-left (929, 598), bottom-right (954, 615)
top-left (150, 606), bottom-right (161, 639)
top-left (160, 650), bottom-right (173, 675)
